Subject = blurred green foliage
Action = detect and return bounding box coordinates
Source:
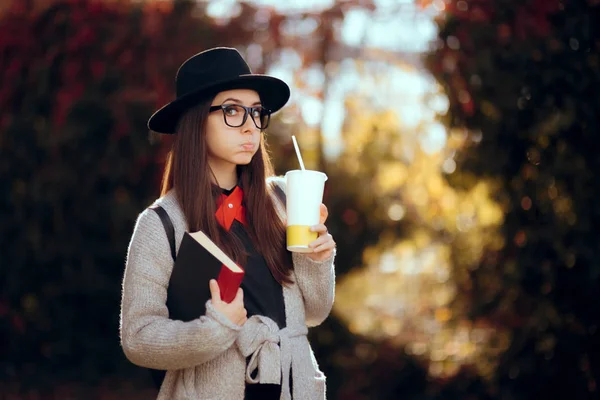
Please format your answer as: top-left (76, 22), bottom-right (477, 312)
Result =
top-left (426, 0), bottom-right (600, 398)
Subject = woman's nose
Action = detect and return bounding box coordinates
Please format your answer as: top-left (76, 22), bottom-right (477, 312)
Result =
top-left (242, 114), bottom-right (257, 133)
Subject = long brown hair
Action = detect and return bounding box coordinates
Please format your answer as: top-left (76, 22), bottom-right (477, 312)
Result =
top-left (160, 98), bottom-right (293, 284)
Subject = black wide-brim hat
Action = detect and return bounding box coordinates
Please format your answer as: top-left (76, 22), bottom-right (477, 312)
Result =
top-left (148, 47), bottom-right (291, 134)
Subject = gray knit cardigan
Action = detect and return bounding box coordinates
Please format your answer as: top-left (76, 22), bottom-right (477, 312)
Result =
top-left (119, 178), bottom-right (336, 399)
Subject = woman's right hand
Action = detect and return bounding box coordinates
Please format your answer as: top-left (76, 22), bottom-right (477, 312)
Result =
top-left (209, 280), bottom-right (247, 326)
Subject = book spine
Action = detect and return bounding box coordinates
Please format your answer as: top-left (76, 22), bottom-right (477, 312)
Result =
top-left (216, 265), bottom-right (244, 303)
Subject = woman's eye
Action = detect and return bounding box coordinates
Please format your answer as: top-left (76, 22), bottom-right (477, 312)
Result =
top-left (225, 106), bottom-right (239, 116)
top-left (252, 109), bottom-right (261, 118)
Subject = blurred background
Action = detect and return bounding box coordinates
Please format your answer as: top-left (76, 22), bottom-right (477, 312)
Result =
top-left (1, 0), bottom-right (600, 398)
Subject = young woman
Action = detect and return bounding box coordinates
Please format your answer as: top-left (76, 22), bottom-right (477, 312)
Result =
top-left (119, 47), bottom-right (336, 400)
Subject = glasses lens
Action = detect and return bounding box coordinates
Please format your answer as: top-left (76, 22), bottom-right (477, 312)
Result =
top-left (223, 105), bottom-right (246, 127)
top-left (255, 107), bottom-right (271, 129)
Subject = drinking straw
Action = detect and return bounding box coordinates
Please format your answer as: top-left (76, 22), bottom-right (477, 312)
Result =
top-left (291, 135), bottom-right (306, 170)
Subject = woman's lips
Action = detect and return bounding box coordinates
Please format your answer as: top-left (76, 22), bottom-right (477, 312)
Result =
top-left (242, 143), bottom-right (256, 151)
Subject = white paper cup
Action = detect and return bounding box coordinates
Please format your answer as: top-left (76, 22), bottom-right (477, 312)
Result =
top-left (285, 169), bottom-right (328, 252)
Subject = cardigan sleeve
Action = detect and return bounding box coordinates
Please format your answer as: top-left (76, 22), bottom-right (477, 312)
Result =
top-left (119, 209), bottom-right (241, 370)
top-left (292, 251), bottom-right (336, 327)
top-left (269, 176), bottom-right (337, 327)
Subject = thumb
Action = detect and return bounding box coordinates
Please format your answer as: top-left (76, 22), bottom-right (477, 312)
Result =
top-left (209, 279), bottom-right (221, 304)
top-left (233, 287), bottom-right (244, 304)
top-left (319, 203), bottom-right (328, 224)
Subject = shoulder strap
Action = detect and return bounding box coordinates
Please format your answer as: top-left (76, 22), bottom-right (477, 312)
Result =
top-left (147, 205), bottom-right (174, 388)
top-left (149, 205), bottom-right (176, 261)
top-left (272, 182), bottom-right (286, 209)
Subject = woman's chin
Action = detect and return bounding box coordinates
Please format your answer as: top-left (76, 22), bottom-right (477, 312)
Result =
top-left (232, 154), bottom-right (254, 165)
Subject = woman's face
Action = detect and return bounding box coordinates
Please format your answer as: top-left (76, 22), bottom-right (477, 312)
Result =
top-left (206, 89), bottom-right (263, 168)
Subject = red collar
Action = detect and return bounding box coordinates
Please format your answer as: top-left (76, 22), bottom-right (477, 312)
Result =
top-left (215, 186), bottom-right (247, 231)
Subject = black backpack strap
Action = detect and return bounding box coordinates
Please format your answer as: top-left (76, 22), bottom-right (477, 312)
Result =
top-left (149, 205), bottom-right (176, 261)
top-left (147, 205), bottom-right (175, 388)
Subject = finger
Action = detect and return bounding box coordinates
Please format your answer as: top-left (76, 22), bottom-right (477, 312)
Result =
top-left (312, 240), bottom-right (336, 253)
top-left (233, 288), bottom-right (244, 304)
top-left (309, 234), bottom-right (331, 249)
top-left (310, 224), bottom-right (328, 234)
top-left (209, 279), bottom-right (221, 304)
top-left (319, 204), bottom-right (329, 224)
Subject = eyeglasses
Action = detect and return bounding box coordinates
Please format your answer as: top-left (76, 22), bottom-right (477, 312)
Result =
top-left (209, 104), bottom-right (271, 130)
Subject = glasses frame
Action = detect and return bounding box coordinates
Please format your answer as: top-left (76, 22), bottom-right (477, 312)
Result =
top-left (209, 104), bottom-right (272, 130)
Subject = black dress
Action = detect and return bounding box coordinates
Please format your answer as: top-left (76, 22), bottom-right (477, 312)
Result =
top-left (220, 187), bottom-right (289, 400)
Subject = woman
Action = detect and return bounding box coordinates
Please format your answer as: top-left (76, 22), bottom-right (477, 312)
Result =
top-left (119, 47), bottom-right (336, 400)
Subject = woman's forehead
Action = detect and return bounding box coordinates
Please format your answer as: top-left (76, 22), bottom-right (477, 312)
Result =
top-left (214, 89), bottom-right (260, 104)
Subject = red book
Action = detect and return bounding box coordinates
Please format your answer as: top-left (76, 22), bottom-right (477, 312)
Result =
top-left (216, 264), bottom-right (245, 303)
top-left (166, 231), bottom-right (245, 322)
top-left (189, 230), bottom-right (245, 303)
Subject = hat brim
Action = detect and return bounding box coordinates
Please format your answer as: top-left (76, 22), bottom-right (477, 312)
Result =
top-left (147, 75), bottom-right (290, 134)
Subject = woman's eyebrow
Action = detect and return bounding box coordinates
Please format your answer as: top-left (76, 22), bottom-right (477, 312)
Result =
top-left (221, 97), bottom-right (262, 106)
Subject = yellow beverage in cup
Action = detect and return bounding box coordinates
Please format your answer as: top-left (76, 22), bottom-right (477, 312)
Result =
top-left (285, 170), bottom-right (328, 253)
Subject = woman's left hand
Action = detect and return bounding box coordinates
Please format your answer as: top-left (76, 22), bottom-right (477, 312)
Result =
top-left (306, 204), bottom-right (336, 262)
